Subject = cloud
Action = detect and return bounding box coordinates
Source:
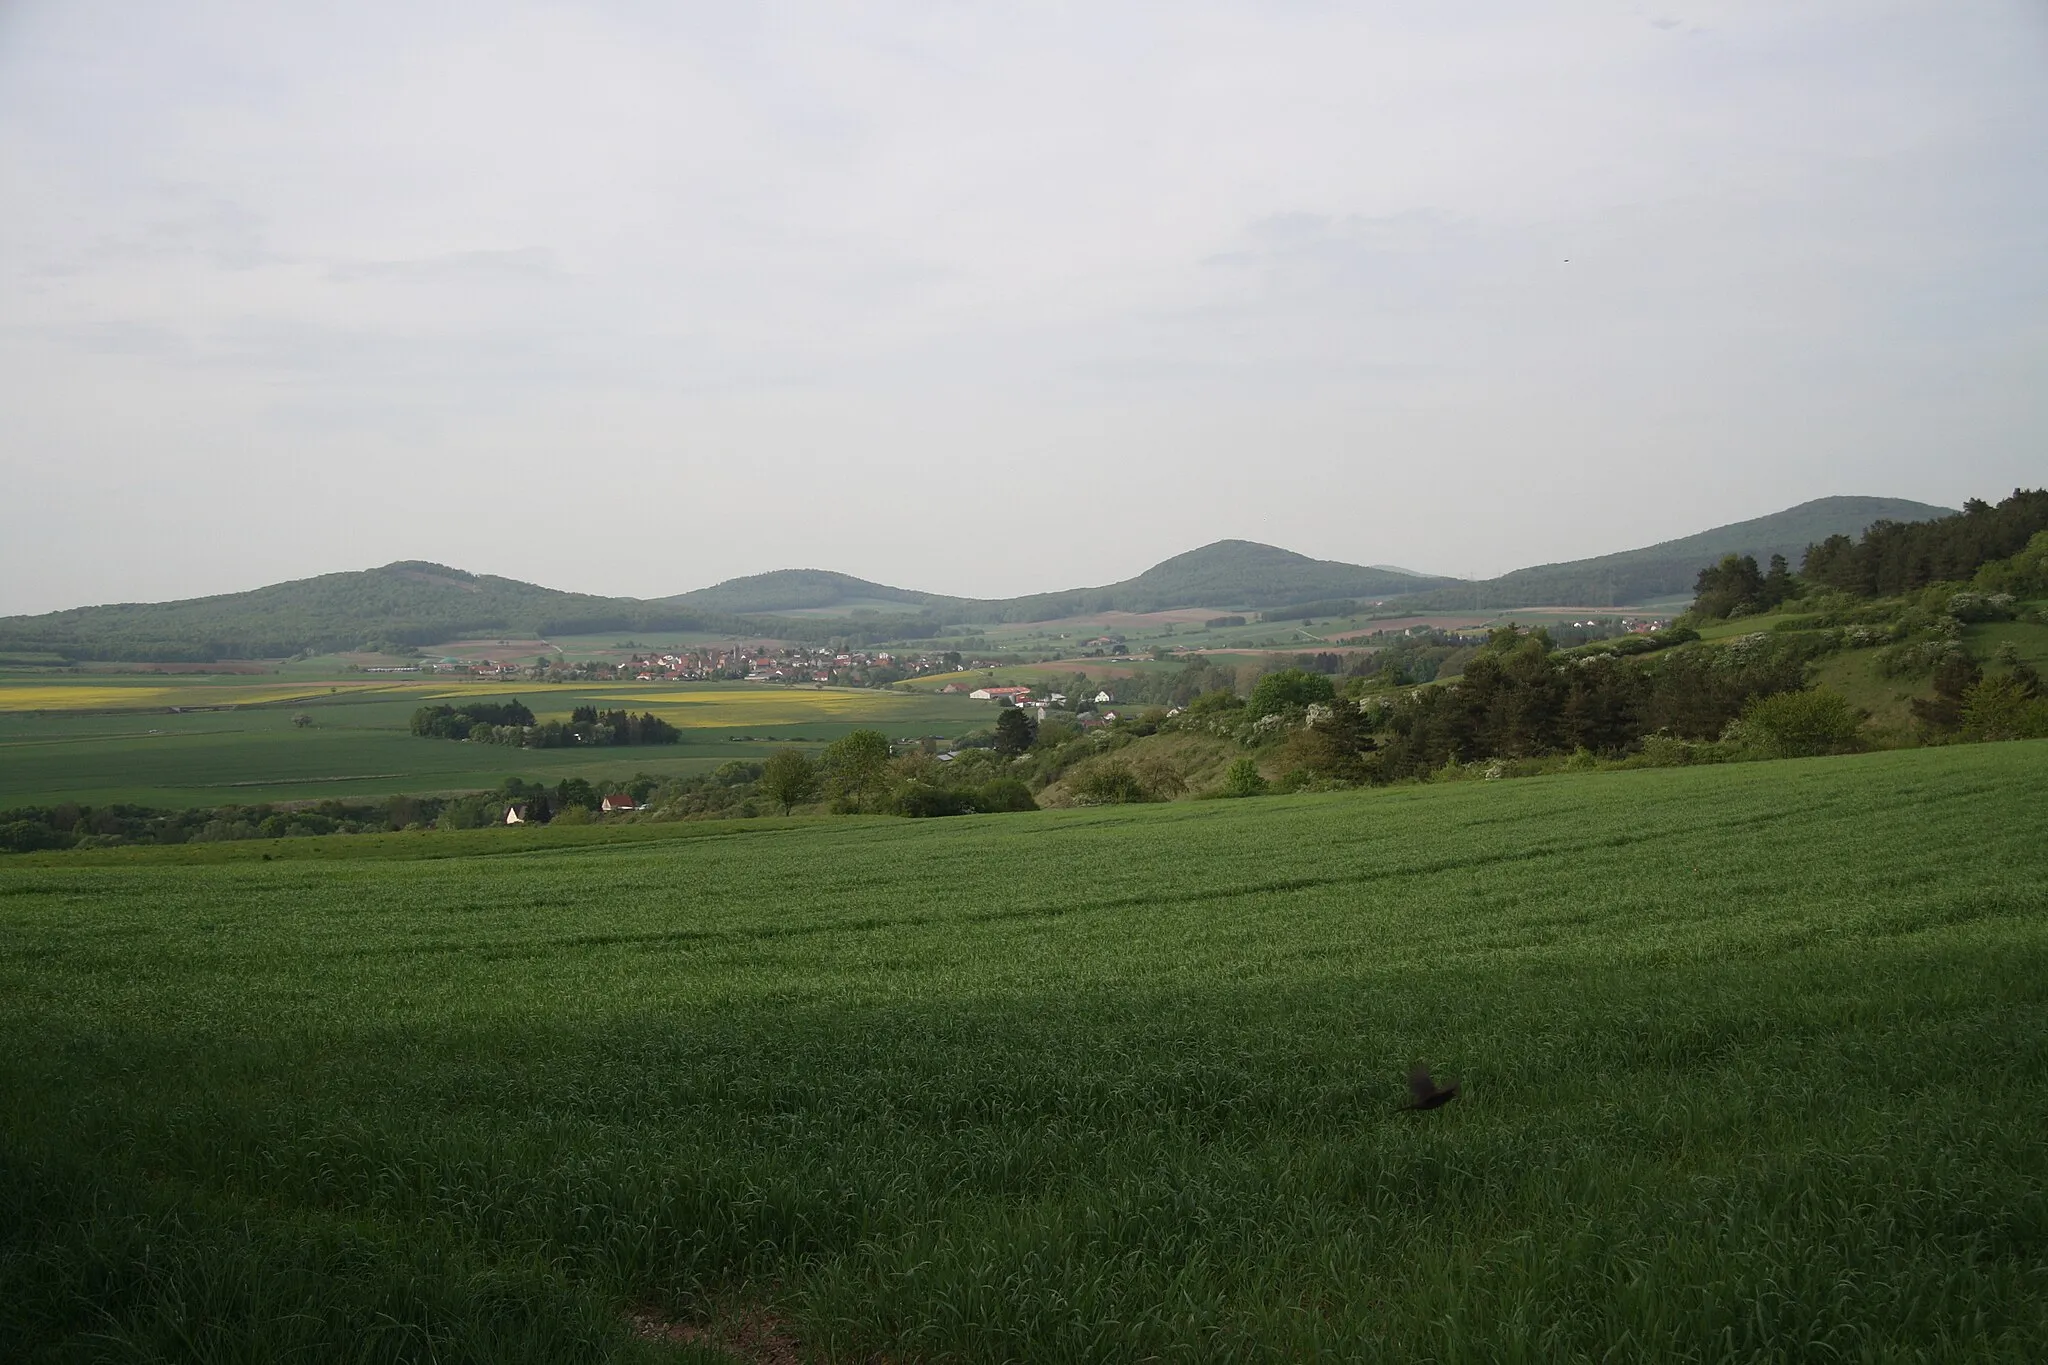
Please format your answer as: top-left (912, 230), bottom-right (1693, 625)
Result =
top-left (0, 1), bottom-right (2043, 612)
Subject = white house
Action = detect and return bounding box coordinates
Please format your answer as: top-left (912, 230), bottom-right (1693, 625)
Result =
top-left (1093, 690), bottom-right (1114, 704)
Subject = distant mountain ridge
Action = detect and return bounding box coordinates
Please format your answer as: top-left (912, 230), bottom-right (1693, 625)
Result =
top-left (1392, 496), bottom-right (1956, 611)
top-left (663, 541), bottom-right (1458, 621)
top-left (0, 495), bottom-right (1958, 661)
top-left (666, 569), bottom-right (957, 616)
top-left (0, 562), bottom-right (748, 663)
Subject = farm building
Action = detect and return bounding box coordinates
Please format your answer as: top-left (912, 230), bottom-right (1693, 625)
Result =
top-left (970, 686), bottom-right (1033, 702)
top-left (600, 794), bottom-right (639, 813)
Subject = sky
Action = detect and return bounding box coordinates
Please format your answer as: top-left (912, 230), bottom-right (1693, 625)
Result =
top-left (2, 1), bottom-right (2043, 615)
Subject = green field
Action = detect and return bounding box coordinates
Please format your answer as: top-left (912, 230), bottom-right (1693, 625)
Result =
top-left (4, 744), bottom-right (2045, 1361)
top-left (0, 679), bottom-right (992, 808)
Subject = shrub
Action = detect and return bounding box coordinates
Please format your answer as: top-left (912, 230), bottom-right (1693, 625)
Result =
top-left (1946, 592), bottom-right (2017, 623)
top-left (974, 778), bottom-right (1039, 813)
top-left (1958, 676), bottom-right (2048, 742)
top-left (1221, 758), bottom-right (1268, 798)
top-left (895, 784), bottom-right (975, 818)
top-left (1071, 761), bottom-right (1156, 805)
top-left (1635, 733), bottom-right (1704, 767)
top-left (0, 820), bottom-right (75, 854)
top-left (1740, 688), bottom-right (1865, 758)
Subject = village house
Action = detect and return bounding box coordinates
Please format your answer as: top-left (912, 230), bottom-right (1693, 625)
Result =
top-left (970, 685), bottom-right (1033, 702)
top-left (600, 793), bottom-right (639, 813)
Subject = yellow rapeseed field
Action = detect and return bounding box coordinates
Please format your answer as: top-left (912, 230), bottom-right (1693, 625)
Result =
top-left (592, 688), bottom-right (939, 726)
top-left (0, 680), bottom-right (455, 713)
top-left (0, 678), bottom-right (950, 728)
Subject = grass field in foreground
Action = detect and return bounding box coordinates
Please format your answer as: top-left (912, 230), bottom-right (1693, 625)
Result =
top-left (0, 680), bottom-right (990, 808)
top-left (4, 743), bottom-right (2047, 1362)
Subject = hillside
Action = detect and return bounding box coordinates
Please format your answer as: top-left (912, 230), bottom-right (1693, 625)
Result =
top-left (1395, 496), bottom-right (1955, 610)
top-left (665, 568), bottom-right (962, 616)
top-left (0, 496), bottom-right (1961, 661)
top-left (980, 540), bottom-right (1458, 620)
top-left (0, 562), bottom-right (742, 663)
top-left (674, 541), bottom-right (1456, 623)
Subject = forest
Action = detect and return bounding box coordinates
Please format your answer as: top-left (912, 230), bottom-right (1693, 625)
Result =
top-left (1800, 488), bottom-right (2048, 597)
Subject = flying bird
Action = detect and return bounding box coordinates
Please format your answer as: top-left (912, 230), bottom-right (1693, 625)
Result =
top-left (1402, 1063), bottom-right (1459, 1112)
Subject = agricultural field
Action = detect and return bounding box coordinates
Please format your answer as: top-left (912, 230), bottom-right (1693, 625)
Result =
top-left (948, 605), bottom-right (1667, 666)
top-left (0, 677), bottom-right (989, 809)
top-left (3, 743), bottom-right (2045, 1361)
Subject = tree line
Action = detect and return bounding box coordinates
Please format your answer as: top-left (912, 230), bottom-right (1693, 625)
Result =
top-left (409, 699), bottom-right (679, 748)
top-left (1801, 489), bottom-right (2048, 598)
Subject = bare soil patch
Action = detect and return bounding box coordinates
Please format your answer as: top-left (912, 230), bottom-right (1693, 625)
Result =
top-left (630, 1306), bottom-right (806, 1364)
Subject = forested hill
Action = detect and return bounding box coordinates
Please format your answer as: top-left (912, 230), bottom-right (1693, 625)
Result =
top-left (675, 542), bottom-right (1457, 623)
top-left (972, 541), bottom-right (1458, 621)
top-left (1394, 496), bottom-right (1956, 611)
top-left (0, 496), bottom-right (1964, 661)
top-left (0, 563), bottom-right (749, 663)
top-left (665, 569), bottom-right (964, 615)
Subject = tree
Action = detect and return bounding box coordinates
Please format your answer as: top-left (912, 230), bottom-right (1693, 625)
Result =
top-left (1246, 668), bottom-right (1336, 719)
top-left (1760, 553), bottom-right (1796, 609)
top-left (1692, 554), bottom-right (1766, 619)
top-left (993, 707), bottom-right (1037, 756)
top-left (759, 748), bottom-right (821, 815)
top-left (824, 728), bottom-right (892, 811)
top-left (1911, 652), bottom-right (1983, 733)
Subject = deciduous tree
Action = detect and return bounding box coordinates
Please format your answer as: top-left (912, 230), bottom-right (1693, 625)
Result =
top-left (759, 748), bottom-right (821, 815)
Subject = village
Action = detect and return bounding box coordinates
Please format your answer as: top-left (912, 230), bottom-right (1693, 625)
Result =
top-left (412, 643), bottom-right (1004, 687)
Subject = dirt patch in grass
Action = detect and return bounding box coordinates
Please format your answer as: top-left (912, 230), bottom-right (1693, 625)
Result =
top-left (630, 1306), bottom-right (806, 1364)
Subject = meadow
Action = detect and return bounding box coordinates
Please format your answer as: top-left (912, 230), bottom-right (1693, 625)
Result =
top-left (0, 678), bottom-right (990, 808)
top-left (3, 743), bottom-right (2045, 1361)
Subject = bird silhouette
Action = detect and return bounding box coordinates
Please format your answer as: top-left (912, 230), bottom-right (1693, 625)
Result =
top-left (1401, 1063), bottom-right (1459, 1112)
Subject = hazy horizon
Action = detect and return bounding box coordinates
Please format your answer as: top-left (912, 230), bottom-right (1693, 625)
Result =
top-left (4, 3), bottom-right (2043, 616)
top-left (0, 492), bottom-right (1971, 616)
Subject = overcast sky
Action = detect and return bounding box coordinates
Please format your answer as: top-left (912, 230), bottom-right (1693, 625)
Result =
top-left (2, 2), bottom-right (2042, 615)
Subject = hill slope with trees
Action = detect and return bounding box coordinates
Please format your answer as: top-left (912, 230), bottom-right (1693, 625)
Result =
top-left (0, 563), bottom-right (746, 662)
top-left (1394, 496), bottom-right (1954, 610)
top-left (671, 541), bottom-right (1458, 623)
top-left (0, 495), bottom-right (1965, 661)
top-left (662, 569), bottom-right (961, 615)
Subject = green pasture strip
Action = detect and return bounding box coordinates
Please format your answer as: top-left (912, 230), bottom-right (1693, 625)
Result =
top-left (3, 743), bottom-right (2046, 1361)
top-left (0, 681), bottom-right (988, 809)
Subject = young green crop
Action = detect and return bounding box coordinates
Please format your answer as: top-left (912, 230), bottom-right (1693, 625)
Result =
top-left (3, 743), bottom-right (2046, 1361)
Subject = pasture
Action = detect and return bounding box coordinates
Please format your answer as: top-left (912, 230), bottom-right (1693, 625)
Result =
top-left (3, 742), bottom-right (2045, 1361)
top-left (0, 678), bottom-right (990, 808)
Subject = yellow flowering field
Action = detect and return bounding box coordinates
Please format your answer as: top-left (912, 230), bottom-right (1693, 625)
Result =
top-left (0, 679), bottom-right (455, 713)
